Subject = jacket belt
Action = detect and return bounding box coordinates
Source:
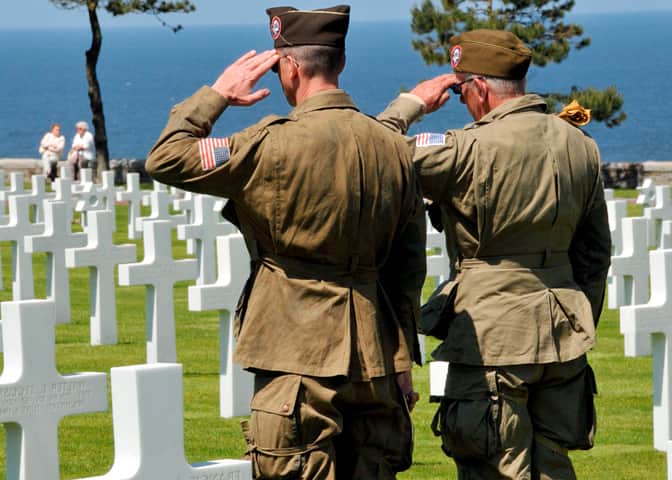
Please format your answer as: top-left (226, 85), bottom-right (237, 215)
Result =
top-left (459, 251), bottom-right (570, 270)
top-left (260, 254), bottom-right (379, 285)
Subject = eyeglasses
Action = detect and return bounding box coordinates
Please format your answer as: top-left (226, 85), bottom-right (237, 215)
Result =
top-left (448, 76), bottom-right (482, 95)
top-left (271, 55), bottom-right (299, 73)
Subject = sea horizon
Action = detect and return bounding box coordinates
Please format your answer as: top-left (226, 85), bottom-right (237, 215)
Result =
top-left (1, 11), bottom-right (671, 163)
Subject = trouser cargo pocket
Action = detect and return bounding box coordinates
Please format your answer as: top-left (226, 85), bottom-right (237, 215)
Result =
top-left (431, 371), bottom-right (502, 462)
top-left (242, 374), bottom-right (307, 479)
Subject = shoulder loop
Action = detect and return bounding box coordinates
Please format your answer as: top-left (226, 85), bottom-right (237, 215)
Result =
top-left (256, 114), bottom-right (292, 129)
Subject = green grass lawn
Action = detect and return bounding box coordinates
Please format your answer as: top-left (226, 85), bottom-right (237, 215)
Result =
top-left (0, 188), bottom-right (666, 478)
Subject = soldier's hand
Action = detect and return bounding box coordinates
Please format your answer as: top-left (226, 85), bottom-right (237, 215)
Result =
top-left (410, 74), bottom-right (459, 113)
top-left (212, 50), bottom-right (280, 107)
top-left (397, 370), bottom-right (420, 412)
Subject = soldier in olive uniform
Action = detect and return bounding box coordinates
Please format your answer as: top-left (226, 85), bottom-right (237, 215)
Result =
top-left (145, 5), bottom-right (426, 480)
top-left (378, 30), bottom-right (611, 479)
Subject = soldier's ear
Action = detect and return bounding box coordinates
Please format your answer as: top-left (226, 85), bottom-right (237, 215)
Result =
top-left (337, 53), bottom-right (346, 75)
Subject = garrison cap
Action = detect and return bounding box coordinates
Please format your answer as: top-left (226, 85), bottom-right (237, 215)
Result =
top-left (449, 29), bottom-right (532, 79)
top-left (266, 5), bottom-right (350, 48)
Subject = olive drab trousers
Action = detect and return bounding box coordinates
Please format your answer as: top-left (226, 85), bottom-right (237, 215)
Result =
top-left (432, 355), bottom-right (596, 480)
top-left (242, 373), bottom-right (413, 480)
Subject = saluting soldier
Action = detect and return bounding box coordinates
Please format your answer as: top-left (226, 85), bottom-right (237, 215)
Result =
top-left (145, 5), bottom-right (426, 479)
top-left (378, 29), bottom-right (611, 479)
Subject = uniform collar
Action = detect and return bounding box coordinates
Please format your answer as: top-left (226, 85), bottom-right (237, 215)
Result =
top-left (289, 89), bottom-right (359, 118)
top-left (465, 93), bottom-right (547, 129)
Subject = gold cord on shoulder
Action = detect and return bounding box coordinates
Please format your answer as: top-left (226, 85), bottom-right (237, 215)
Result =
top-left (557, 99), bottom-right (591, 127)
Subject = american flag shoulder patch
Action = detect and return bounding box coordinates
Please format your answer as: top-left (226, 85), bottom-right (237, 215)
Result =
top-left (415, 132), bottom-right (446, 147)
top-left (198, 137), bottom-right (230, 171)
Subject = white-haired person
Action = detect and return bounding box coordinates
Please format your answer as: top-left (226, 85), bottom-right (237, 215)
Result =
top-left (68, 121), bottom-right (95, 180)
top-left (38, 123), bottom-right (65, 181)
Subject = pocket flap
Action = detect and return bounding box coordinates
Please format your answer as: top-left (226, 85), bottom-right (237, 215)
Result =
top-left (251, 374), bottom-right (302, 416)
top-left (420, 279), bottom-right (458, 338)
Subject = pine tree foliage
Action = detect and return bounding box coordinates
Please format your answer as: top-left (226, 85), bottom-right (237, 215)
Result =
top-left (411, 0), bottom-right (626, 127)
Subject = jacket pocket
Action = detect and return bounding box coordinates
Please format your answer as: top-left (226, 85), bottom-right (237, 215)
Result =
top-left (420, 279), bottom-right (457, 339)
top-left (244, 374), bottom-right (305, 479)
top-left (431, 375), bottom-right (501, 461)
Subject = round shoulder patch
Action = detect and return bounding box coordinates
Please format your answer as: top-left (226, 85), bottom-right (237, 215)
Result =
top-left (270, 16), bottom-right (282, 40)
top-left (450, 45), bottom-right (462, 68)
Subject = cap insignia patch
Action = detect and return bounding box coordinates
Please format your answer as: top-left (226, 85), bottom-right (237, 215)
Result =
top-left (451, 45), bottom-right (462, 68)
top-left (270, 16), bottom-right (282, 40)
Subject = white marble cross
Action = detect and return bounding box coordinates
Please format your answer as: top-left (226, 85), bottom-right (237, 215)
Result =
top-left (66, 210), bottom-right (137, 345)
top-left (25, 201), bottom-right (88, 324)
top-left (620, 249), bottom-right (672, 452)
top-left (426, 225), bottom-right (451, 284)
top-left (74, 172), bottom-right (116, 229)
top-left (53, 177), bottom-right (76, 225)
top-left (606, 199), bottom-right (628, 310)
top-left (172, 188), bottom-right (196, 254)
top-left (0, 299), bottom-right (107, 480)
top-left (59, 164), bottom-right (74, 180)
top-left (28, 174), bottom-right (49, 224)
top-left (637, 178), bottom-right (656, 207)
top-left (645, 185), bottom-right (672, 249)
top-left (73, 168), bottom-right (94, 193)
top-left (119, 219), bottom-right (198, 363)
top-left (603, 188), bottom-right (615, 201)
top-left (115, 172), bottom-right (147, 240)
top-left (610, 217), bottom-right (652, 356)
top-left (429, 361), bottom-right (450, 402)
top-left (188, 234), bottom-right (254, 418)
top-left (135, 181), bottom-right (188, 234)
top-left (0, 172), bottom-right (28, 203)
top-left (178, 194), bottom-right (236, 285)
top-left (0, 194), bottom-right (45, 300)
top-left (75, 363), bottom-right (251, 480)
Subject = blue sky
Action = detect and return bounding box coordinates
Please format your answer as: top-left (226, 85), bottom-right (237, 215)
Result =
top-left (3, 0), bottom-right (672, 29)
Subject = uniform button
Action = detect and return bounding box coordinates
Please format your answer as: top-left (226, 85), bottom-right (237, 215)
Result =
top-left (282, 403), bottom-right (290, 412)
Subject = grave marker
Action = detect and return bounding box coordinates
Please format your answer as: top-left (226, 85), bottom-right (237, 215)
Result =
top-left (188, 234), bottom-right (254, 418)
top-left (28, 174), bottom-right (48, 224)
top-left (0, 194), bottom-right (45, 300)
top-left (606, 199), bottom-right (628, 310)
top-left (637, 178), bottom-right (656, 207)
top-left (115, 172), bottom-right (146, 240)
top-left (645, 185), bottom-right (672, 249)
top-left (66, 210), bottom-right (137, 345)
top-left (75, 363), bottom-right (251, 480)
top-left (621, 249), bottom-right (672, 452)
top-left (135, 181), bottom-right (187, 234)
top-left (178, 194), bottom-right (236, 285)
top-left (610, 217), bottom-right (651, 356)
top-left (25, 201), bottom-right (88, 324)
top-left (0, 300), bottom-right (107, 480)
top-left (119, 219), bottom-right (198, 363)
top-left (172, 188), bottom-right (195, 254)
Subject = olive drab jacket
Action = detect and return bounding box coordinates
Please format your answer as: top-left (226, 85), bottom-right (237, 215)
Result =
top-left (146, 86), bottom-right (427, 380)
top-left (378, 93), bottom-right (611, 366)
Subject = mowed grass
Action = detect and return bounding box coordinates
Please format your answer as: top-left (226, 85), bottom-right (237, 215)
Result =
top-left (0, 188), bottom-right (666, 478)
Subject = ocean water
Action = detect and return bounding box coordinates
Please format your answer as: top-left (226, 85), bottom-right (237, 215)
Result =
top-left (0, 11), bottom-right (670, 162)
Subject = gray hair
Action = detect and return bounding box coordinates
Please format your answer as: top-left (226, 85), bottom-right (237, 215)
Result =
top-left (477, 75), bottom-right (526, 97)
top-left (277, 45), bottom-right (345, 78)
top-left (75, 121), bottom-right (89, 131)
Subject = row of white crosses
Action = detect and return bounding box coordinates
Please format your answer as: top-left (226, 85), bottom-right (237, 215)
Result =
top-left (606, 180), bottom-right (672, 478)
top-left (0, 169), bottom-right (254, 479)
top-left (0, 169), bottom-right (254, 415)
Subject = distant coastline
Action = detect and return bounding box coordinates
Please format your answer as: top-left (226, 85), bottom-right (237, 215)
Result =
top-left (2, 12), bottom-right (671, 162)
